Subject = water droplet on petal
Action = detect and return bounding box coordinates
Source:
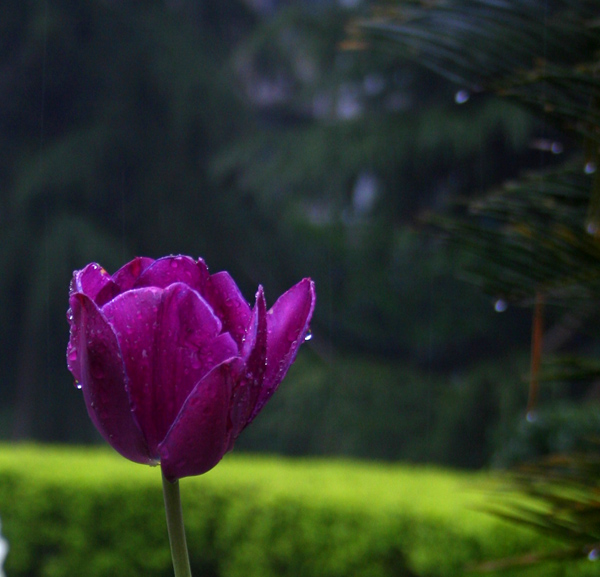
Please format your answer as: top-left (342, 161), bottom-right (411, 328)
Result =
top-left (75, 381), bottom-right (82, 390)
top-left (303, 329), bottom-right (313, 342)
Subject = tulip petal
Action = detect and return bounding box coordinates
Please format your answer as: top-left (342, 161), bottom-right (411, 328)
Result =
top-left (204, 271), bottom-right (252, 347)
top-left (72, 263), bottom-right (116, 302)
top-left (134, 255), bottom-right (209, 292)
top-left (250, 278), bottom-right (315, 421)
top-left (101, 287), bottom-right (164, 450)
top-left (228, 287), bottom-right (268, 444)
top-left (95, 257), bottom-right (156, 307)
top-left (69, 293), bottom-right (153, 464)
top-left (102, 283), bottom-right (236, 452)
top-left (154, 285), bottom-right (237, 429)
top-left (111, 257), bottom-right (155, 292)
top-left (159, 359), bottom-right (241, 481)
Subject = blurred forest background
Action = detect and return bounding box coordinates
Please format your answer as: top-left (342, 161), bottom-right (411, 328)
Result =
top-left (1, 0), bottom-right (599, 471)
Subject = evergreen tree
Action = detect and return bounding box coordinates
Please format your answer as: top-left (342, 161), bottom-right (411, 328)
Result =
top-left (357, 0), bottom-right (600, 567)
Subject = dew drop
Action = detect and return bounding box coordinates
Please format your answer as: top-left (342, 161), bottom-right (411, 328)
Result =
top-left (494, 299), bottom-right (507, 313)
top-left (585, 161), bottom-right (596, 174)
top-left (586, 222), bottom-right (599, 236)
top-left (75, 381), bottom-right (82, 390)
top-left (303, 329), bottom-right (313, 342)
top-left (589, 549), bottom-right (599, 562)
top-left (526, 410), bottom-right (537, 423)
top-left (454, 89), bottom-right (470, 104)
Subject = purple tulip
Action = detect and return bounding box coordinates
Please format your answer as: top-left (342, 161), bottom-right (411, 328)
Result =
top-left (66, 256), bottom-right (315, 481)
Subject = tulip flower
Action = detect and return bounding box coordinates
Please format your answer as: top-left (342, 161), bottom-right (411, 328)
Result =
top-left (67, 255), bottom-right (315, 576)
top-left (67, 255), bottom-right (315, 481)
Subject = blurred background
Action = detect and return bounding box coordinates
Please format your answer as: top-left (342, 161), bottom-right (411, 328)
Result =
top-left (1, 0), bottom-right (598, 471)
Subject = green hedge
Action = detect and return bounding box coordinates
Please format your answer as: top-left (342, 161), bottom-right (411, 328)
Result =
top-left (0, 444), bottom-right (595, 577)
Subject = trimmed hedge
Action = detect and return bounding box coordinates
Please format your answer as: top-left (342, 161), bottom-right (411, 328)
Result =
top-left (0, 444), bottom-right (595, 577)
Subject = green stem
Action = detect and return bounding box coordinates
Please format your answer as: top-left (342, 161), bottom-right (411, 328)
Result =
top-left (162, 471), bottom-right (193, 577)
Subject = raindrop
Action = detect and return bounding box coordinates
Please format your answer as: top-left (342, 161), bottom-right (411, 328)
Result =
top-left (584, 162), bottom-right (596, 174)
top-left (303, 329), bottom-right (313, 342)
top-left (526, 410), bottom-right (537, 423)
top-left (75, 382), bottom-right (82, 390)
top-left (454, 90), bottom-right (470, 104)
top-left (494, 299), bottom-right (508, 313)
top-left (587, 222), bottom-right (599, 236)
top-left (588, 549), bottom-right (599, 562)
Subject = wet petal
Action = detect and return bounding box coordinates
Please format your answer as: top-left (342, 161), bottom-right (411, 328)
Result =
top-left (68, 293), bottom-right (153, 464)
top-left (101, 287), bottom-right (163, 451)
top-left (250, 278), bottom-right (315, 421)
top-left (159, 359), bottom-right (240, 481)
top-left (152, 282), bottom-right (238, 436)
top-left (112, 257), bottom-right (155, 292)
top-left (72, 263), bottom-right (115, 301)
top-left (204, 271), bottom-right (252, 347)
top-left (228, 287), bottom-right (268, 443)
top-left (102, 283), bottom-right (235, 452)
top-left (134, 255), bottom-right (209, 292)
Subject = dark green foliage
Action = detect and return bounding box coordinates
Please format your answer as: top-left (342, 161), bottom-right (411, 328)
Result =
top-left (358, 0), bottom-right (600, 570)
top-left (359, 0), bottom-right (600, 307)
top-left (238, 351), bottom-right (531, 469)
top-left (429, 167), bottom-right (600, 304)
top-left (479, 452), bottom-right (600, 571)
top-left (493, 402), bottom-right (600, 468)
